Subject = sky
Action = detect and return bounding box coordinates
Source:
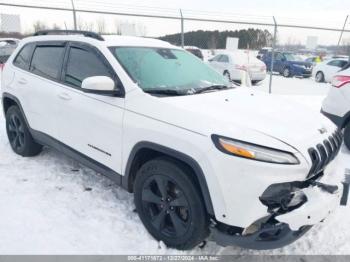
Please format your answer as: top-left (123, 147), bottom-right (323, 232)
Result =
top-left (1, 0), bottom-right (350, 46)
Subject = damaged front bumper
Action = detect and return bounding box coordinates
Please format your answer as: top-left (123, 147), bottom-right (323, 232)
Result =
top-left (211, 173), bottom-right (347, 250)
top-left (211, 221), bottom-right (311, 250)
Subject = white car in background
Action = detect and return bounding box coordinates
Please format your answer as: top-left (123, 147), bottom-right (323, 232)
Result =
top-left (208, 50), bottom-right (267, 85)
top-left (0, 38), bottom-right (20, 65)
top-left (312, 58), bottom-right (348, 83)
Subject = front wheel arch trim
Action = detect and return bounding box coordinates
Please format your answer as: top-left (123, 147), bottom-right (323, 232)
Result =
top-left (122, 141), bottom-right (215, 216)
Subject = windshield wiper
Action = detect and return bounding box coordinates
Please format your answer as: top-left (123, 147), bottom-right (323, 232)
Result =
top-left (143, 88), bottom-right (185, 96)
top-left (193, 85), bottom-right (232, 94)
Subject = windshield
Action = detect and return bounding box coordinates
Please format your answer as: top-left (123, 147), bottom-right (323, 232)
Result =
top-left (110, 47), bottom-right (230, 94)
top-left (284, 53), bottom-right (297, 61)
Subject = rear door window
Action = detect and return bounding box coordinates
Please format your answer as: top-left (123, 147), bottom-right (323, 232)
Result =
top-left (327, 60), bottom-right (347, 68)
top-left (64, 47), bottom-right (113, 88)
top-left (219, 55), bottom-right (229, 63)
top-left (30, 46), bottom-right (65, 80)
top-left (275, 53), bottom-right (284, 61)
top-left (211, 55), bottom-right (221, 62)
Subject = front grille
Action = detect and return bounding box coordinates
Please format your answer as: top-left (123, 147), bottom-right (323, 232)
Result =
top-left (307, 129), bottom-right (343, 178)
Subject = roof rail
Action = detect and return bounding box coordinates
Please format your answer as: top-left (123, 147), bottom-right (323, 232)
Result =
top-left (33, 30), bottom-right (104, 41)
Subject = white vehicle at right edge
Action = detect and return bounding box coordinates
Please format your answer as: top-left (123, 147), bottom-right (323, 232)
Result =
top-left (322, 64), bottom-right (350, 149)
top-left (1, 30), bottom-right (346, 251)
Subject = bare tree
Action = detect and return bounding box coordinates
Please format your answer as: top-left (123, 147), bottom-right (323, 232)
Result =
top-left (136, 22), bottom-right (147, 36)
top-left (33, 20), bottom-right (47, 32)
top-left (76, 17), bottom-right (95, 31)
top-left (114, 19), bottom-right (122, 35)
top-left (96, 17), bottom-right (106, 34)
top-left (52, 23), bottom-right (61, 30)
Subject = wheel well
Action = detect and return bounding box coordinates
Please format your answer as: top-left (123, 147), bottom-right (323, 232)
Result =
top-left (126, 147), bottom-right (214, 215)
top-left (126, 148), bottom-right (162, 192)
top-left (2, 97), bottom-right (17, 114)
top-left (127, 148), bottom-right (199, 192)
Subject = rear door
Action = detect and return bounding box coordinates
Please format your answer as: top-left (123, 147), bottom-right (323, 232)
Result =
top-left (12, 41), bottom-right (66, 138)
top-left (274, 53), bottom-right (284, 73)
top-left (208, 55), bottom-right (222, 72)
top-left (218, 54), bottom-right (230, 73)
top-left (54, 42), bottom-right (125, 173)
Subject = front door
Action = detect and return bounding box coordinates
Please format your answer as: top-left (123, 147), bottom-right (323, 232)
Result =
top-left (54, 42), bottom-right (125, 174)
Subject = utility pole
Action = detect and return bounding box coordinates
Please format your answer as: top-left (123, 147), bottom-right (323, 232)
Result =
top-left (71, 0), bottom-right (77, 30)
top-left (269, 16), bottom-right (277, 94)
top-left (337, 15), bottom-right (349, 56)
top-left (180, 9), bottom-right (184, 48)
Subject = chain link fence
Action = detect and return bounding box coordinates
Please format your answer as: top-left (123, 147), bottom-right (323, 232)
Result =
top-left (0, 0), bottom-right (350, 93)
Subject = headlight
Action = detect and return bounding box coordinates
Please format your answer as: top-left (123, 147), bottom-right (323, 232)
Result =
top-left (212, 135), bottom-right (300, 165)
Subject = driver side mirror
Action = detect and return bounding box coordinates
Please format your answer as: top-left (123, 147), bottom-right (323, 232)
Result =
top-left (82, 76), bottom-right (121, 96)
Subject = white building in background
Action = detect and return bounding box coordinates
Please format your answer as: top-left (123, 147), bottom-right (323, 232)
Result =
top-left (0, 14), bottom-right (21, 33)
top-left (119, 21), bottom-right (146, 36)
top-left (306, 36), bottom-right (318, 50)
top-left (226, 37), bottom-right (239, 51)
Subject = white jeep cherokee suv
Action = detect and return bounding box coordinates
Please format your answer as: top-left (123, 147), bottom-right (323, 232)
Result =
top-left (0, 30), bottom-right (345, 250)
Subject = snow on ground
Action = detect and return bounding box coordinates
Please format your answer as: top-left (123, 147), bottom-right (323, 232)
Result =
top-left (0, 75), bottom-right (349, 255)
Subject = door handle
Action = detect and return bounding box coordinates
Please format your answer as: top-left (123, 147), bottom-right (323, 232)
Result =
top-left (58, 92), bottom-right (72, 101)
top-left (17, 78), bottom-right (27, 85)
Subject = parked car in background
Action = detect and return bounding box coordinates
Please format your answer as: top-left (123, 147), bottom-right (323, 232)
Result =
top-left (256, 47), bottom-right (272, 60)
top-left (184, 46), bottom-right (204, 60)
top-left (322, 64), bottom-right (350, 149)
top-left (305, 56), bottom-right (322, 66)
top-left (208, 50), bottom-right (266, 84)
top-left (0, 38), bottom-right (20, 67)
top-left (261, 51), bottom-right (313, 78)
top-left (312, 58), bottom-right (348, 83)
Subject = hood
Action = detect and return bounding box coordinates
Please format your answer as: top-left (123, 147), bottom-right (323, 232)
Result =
top-left (128, 88), bottom-right (336, 157)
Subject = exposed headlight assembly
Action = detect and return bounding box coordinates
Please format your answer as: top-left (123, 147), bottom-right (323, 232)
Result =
top-left (212, 135), bottom-right (300, 165)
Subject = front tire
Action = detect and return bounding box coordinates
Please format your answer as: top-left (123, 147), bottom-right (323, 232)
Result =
top-left (283, 67), bottom-right (291, 78)
top-left (344, 123), bottom-right (350, 150)
top-left (223, 71), bottom-right (231, 82)
top-left (5, 106), bottom-right (42, 156)
top-left (134, 157), bottom-right (209, 250)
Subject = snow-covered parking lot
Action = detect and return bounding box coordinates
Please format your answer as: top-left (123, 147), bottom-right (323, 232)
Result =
top-left (0, 75), bottom-right (349, 255)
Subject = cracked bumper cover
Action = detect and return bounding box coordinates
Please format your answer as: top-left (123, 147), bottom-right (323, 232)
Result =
top-left (211, 177), bottom-right (343, 250)
top-left (276, 184), bottom-right (341, 230)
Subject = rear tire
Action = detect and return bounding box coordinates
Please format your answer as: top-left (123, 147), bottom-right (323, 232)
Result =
top-left (134, 157), bottom-right (209, 250)
top-left (344, 123), bottom-right (350, 150)
top-left (315, 71), bottom-right (325, 83)
top-left (5, 106), bottom-right (42, 156)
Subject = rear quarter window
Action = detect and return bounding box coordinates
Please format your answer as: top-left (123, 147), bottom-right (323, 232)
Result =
top-left (13, 44), bottom-right (34, 70)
